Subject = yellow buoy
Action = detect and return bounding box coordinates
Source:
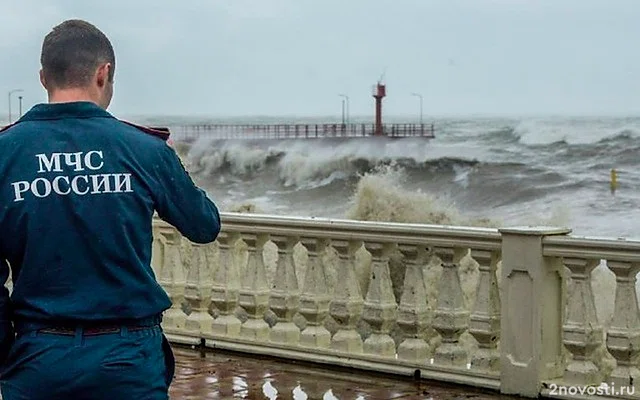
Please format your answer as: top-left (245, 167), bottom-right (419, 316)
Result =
top-left (610, 168), bottom-right (618, 193)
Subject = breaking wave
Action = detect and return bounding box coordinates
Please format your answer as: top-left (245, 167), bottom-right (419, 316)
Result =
top-left (178, 136), bottom-right (580, 228)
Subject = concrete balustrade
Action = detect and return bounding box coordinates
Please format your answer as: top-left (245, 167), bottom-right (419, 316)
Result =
top-left (152, 214), bottom-right (640, 399)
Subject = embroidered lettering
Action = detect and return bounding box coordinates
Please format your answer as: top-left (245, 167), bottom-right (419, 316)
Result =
top-left (113, 174), bottom-right (133, 193)
top-left (71, 175), bottom-right (90, 196)
top-left (84, 151), bottom-right (104, 170)
top-left (11, 181), bottom-right (29, 202)
top-left (10, 150), bottom-right (135, 202)
top-left (36, 153), bottom-right (63, 173)
top-left (64, 152), bottom-right (84, 172)
top-left (31, 178), bottom-right (52, 198)
top-left (90, 174), bottom-right (112, 194)
top-left (52, 176), bottom-right (71, 195)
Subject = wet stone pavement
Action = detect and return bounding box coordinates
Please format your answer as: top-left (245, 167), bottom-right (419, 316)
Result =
top-left (168, 346), bottom-right (519, 400)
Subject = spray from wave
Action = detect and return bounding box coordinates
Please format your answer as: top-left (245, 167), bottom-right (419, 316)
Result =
top-left (344, 163), bottom-right (494, 226)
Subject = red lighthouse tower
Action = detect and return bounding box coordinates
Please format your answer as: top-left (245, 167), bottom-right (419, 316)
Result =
top-left (372, 81), bottom-right (386, 136)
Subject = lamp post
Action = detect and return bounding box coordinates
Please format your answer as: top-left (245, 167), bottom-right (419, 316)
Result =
top-left (8, 89), bottom-right (23, 124)
top-left (411, 92), bottom-right (423, 125)
top-left (339, 94), bottom-right (349, 125)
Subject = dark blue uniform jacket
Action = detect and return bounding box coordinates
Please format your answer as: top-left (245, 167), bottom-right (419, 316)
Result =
top-left (0, 101), bottom-right (220, 358)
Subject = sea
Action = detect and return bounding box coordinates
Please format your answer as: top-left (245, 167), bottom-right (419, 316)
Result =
top-left (128, 115), bottom-right (640, 240)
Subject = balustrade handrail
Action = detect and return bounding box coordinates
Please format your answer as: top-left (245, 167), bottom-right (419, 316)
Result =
top-left (543, 234), bottom-right (640, 262)
top-left (217, 212), bottom-right (501, 249)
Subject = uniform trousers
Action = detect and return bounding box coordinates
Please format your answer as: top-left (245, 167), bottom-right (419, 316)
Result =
top-left (0, 323), bottom-right (175, 399)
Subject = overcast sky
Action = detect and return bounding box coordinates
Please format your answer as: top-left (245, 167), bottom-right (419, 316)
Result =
top-left (1, 0), bottom-right (639, 119)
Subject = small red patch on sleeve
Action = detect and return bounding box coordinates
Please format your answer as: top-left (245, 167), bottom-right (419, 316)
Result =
top-left (120, 120), bottom-right (171, 141)
top-left (0, 122), bottom-right (18, 134)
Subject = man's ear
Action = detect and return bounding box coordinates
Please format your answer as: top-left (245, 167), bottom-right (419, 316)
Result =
top-left (96, 63), bottom-right (110, 88)
top-left (39, 69), bottom-right (47, 89)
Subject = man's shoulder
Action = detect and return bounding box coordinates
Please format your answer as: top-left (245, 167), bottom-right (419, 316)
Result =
top-left (0, 121), bottom-right (31, 143)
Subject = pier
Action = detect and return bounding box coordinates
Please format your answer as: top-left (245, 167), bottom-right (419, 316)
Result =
top-left (170, 122), bottom-right (436, 141)
top-left (168, 81), bottom-right (436, 142)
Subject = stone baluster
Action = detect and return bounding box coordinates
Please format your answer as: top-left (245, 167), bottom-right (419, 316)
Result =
top-left (396, 244), bottom-right (430, 361)
top-left (362, 242), bottom-right (397, 357)
top-left (330, 239), bottom-right (365, 353)
top-left (269, 235), bottom-right (301, 345)
top-left (211, 232), bottom-right (242, 337)
top-left (239, 233), bottom-right (271, 341)
top-left (184, 242), bottom-right (214, 335)
top-left (432, 247), bottom-right (469, 366)
top-left (606, 261), bottom-right (640, 387)
top-left (469, 249), bottom-right (501, 372)
top-left (562, 258), bottom-right (603, 384)
top-left (299, 237), bottom-right (331, 348)
top-left (157, 227), bottom-right (187, 331)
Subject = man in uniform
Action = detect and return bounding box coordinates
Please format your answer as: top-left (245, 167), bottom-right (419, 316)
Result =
top-left (0, 19), bottom-right (221, 399)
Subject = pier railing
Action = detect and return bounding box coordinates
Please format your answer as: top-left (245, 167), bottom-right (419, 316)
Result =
top-left (170, 123), bottom-right (436, 141)
top-left (152, 214), bottom-right (640, 399)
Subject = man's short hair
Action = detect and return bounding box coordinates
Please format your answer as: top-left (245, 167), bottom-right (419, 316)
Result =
top-left (41, 19), bottom-right (115, 89)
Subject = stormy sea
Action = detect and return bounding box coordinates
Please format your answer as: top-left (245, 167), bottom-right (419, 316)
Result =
top-left (131, 115), bottom-right (640, 239)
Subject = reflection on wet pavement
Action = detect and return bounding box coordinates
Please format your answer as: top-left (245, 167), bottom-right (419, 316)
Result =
top-left (169, 346), bottom-right (518, 399)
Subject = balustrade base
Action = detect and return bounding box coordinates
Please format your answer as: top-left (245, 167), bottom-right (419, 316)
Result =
top-left (434, 342), bottom-right (468, 367)
top-left (470, 348), bottom-right (499, 372)
top-left (331, 329), bottom-right (364, 353)
top-left (163, 309), bottom-right (187, 331)
top-left (212, 314), bottom-right (242, 337)
top-left (364, 333), bottom-right (396, 358)
top-left (185, 312), bottom-right (214, 335)
top-left (564, 359), bottom-right (602, 386)
top-left (398, 338), bottom-right (430, 362)
top-left (165, 332), bottom-right (202, 346)
top-left (300, 326), bottom-right (331, 348)
top-left (240, 318), bottom-right (270, 341)
top-left (169, 334), bottom-right (500, 392)
top-left (608, 365), bottom-right (640, 389)
top-left (270, 322), bottom-right (300, 345)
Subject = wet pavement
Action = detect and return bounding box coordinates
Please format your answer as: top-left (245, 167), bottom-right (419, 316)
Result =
top-left (168, 346), bottom-right (518, 400)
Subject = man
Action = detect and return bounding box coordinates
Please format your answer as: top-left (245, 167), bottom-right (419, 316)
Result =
top-left (0, 19), bottom-right (221, 399)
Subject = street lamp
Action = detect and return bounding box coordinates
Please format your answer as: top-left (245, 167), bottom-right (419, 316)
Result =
top-left (8, 89), bottom-right (23, 124)
top-left (411, 92), bottom-right (423, 125)
top-left (339, 94), bottom-right (349, 125)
